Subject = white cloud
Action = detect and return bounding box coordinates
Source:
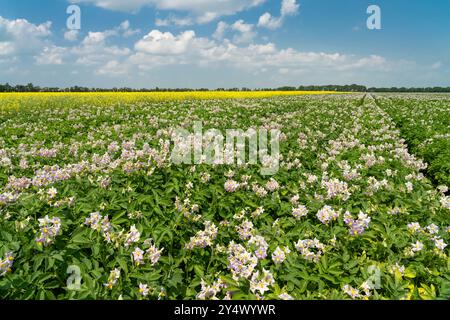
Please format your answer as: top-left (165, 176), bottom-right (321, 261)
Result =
top-left (258, 0), bottom-right (300, 30)
top-left (34, 46), bottom-right (67, 65)
top-left (155, 16), bottom-right (194, 27)
top-left (212, 20), bottom-right (256, 43)
top-left (0, 16), bottom-right (51, 38)
top-left (1, 14), bottom-right (412, 88)
top-left (50, 27), bottom-right (131, 68)
top-left (0, 42), bottom-right (14, 55)
top-left (82, 31), bottom-right (111, 45)
top-left (0, 16), bottom-right (52, 55)
top-left (96, 60), bottom-right (128, 75)
top-left (72, 0), bottom-right (266, 24)
top-left (119, 20), bottom-right (141, 37)
top-left (64, 30), bottom-right (79, 41)
top-left (231, 20), bottom-right (256, 44)
top-left (134, 30), bottom-right (198, 55)
top-left (281, 0), bottom-right (300, 17)
top-left (128, 28), bottom-right (391, 79)
top-left (213, 21), bottom-right (228, 40)
top-left (257, 13), bottom-right (282, 30)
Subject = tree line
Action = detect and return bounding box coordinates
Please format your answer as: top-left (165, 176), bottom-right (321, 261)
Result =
top-left (1, 83), bottom-right (450, 93)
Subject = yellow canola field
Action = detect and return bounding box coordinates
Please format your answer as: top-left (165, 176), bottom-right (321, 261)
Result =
top-left (0, 91), bottom-right (343, 109)
top-left (0, 91), bottom-right (349, 114)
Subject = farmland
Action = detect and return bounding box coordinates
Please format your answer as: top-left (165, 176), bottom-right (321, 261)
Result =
top-left (0, 92), bottom-right (449, 300)
top-left (376, 94), bottom-right (450, 186)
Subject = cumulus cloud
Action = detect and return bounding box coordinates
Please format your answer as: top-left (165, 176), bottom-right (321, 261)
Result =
top-left (211, 20), bottom-right (256, 43)
top-left (257, 13), bottom-right (282, 30)
top-left (72, 0), bottom-right (266, 25)
top-left (213, 21), bottom-right (229, 40)
top-left (281, 0), bottom-right (300, 16)
top-left (0, 16), bottom-right (52, 55)
top-left (96, 60), bottom-right (129, 75)
top-left (0, 16), bottom-right (51, 38)
top-left (34, 46), bottom-right (67, 65)
top-left (127, 28), bottom-right (392, 79)
top-left (258, 0), bottom-right (300, 30)
top-left (155, 16), bottom-right (194, 27)
top-left (134, 30), bottom-right (198, 55)
top-left (119, 20), bottom-right (141, 37)
top-left (64, 30), bottom-right (79, 41)
top-left (0, 42), bottom-right (14, 56)
top-left (0, 12), bottom-right (408, 87)
top-left (231, 20), bottom-right (256, 43)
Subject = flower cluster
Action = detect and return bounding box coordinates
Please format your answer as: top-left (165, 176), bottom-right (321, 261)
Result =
top-left (292, 205), bottom-right (308, 220)
top-left (185, 221), bottom-right (218, 249)
top-left (138, 283), bottom-right (149, 297)
top-left (343, 211), bottom-right (371, 235)
top-left (343, 283), bottom-right (372, 300)
top-left (132, 247), bottom-right (145, 265)
top-left (124, 225), bottom-right (141, 248)
top-left (316, 205), bottom-right (340, 225)
top-left (407, 222), bottom-right (421, 234)
top-left (252, 183), bottom-right (268, 198)
top-left (265, 178), bottom-right (280, 192)
top-left (196, 278), bottom-right (227, 300)
top-left (272, 246), bottom-right (290, 264)
top-left (441, 196), bottom-right (450, 210)
top-left (175, 197), bottom-right (201, 220)
top-left (342, 285), bottom-right (360, 299)
top-left (248, 235), bottom-right (269, 259)
top-left (295, 239), bottom-right (325, 263)
top-left (433, 238), bottom-right (447, 251)
top-left (224, 179), bottom-right (240, 193)
top-left (104, 268), bottom-right (121, 289)
top-left (146, 240), bottom-right (164, 265)
top-left (227, 242), bottom-right (258, 280)
top-left (0, 252), bottom-right (14, 276)
top-left (250, 207), bottom-right (265, 218)
top-left (236, 219), bottom-right (254, 240)
top-left (321, 178), bottom-right (351, 200)
top-left (250, 269), bottom-right (275, 295)
top-left (84, 212), bottom-right (112, 235)
top-left (36, 215), bottom-right (62, 246)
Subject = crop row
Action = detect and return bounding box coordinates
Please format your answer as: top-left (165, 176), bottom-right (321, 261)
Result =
top-left (376, 94), bottom-right (450, 186)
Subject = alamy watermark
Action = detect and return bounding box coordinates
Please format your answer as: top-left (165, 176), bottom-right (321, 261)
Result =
top-left (170, 122), bottom-right (280, 176)
top-left (66, 5), bottom-right (81, 30)
top-left (367, 5), bottom-right (382, 30)
top-left (66, 265), bottom-right (82, 291)
top-left (366, 265), bottom-right (382, 289)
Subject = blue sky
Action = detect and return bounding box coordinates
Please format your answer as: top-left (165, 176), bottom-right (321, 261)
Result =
top-left (0, 0), bottom-right (449, 88)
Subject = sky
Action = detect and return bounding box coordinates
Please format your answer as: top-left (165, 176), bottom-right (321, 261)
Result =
top-left (0, 0), bottom-right (449, 88)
